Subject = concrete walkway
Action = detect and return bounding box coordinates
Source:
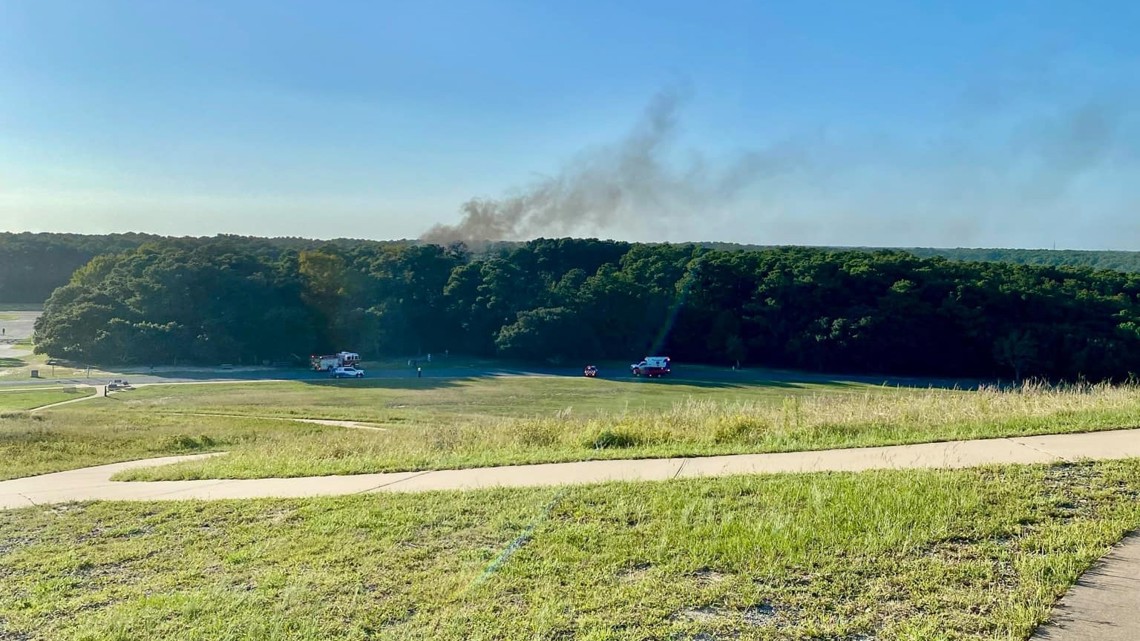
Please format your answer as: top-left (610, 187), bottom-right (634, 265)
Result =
top-left (173, 412), bottom-right (389, 431)
top-left (2, 429), bottom-right (1139, 639)
top-left (28, 385), bottom-right (104, 412)
top-left (3, 427), bottom-right (1140, 509)
top-left (1031, 533), bottom-right (1140, 641)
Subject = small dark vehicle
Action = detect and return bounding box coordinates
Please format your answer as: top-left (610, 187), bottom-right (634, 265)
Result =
top-left (583, 365), bottom-right (598, 378)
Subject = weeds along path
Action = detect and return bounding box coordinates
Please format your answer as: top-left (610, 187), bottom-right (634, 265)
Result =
top-left (4, 427), bottom-right (1140, 509)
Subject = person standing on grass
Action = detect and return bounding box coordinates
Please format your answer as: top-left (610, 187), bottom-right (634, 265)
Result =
top-left (417, 367), bottom-right (422, 378)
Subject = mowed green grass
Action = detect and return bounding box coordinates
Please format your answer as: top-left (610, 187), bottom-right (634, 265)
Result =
top-left (0, 352), bottom-right (109, 381)
top-left (0, 387), bottom-right (93, 412)
top-left (2, 461), bottom-right (1140, 640)
top-left (111, 374), bottom-right (864, 420)
top-left (0, 356), bottom-right (27, 369)
top-left (0, 411), bottom-right (313, 481)
top-left (3, 375), bottom-right (1139, 481)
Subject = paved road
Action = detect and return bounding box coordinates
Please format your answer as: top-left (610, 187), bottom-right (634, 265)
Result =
top-left (0, 310), bottom-right (36, 362)
top-left (4, 427), bottom-right (1140, 509)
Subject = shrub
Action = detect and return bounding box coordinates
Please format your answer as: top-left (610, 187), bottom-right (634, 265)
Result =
top-left (589, 429), bottom-right (639, 449)
top-left (164, 434), bottom-right (216, 450)
top-left (516, 420), bottom-right (560, 447)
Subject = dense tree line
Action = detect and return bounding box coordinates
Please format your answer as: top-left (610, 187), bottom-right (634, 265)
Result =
top-left (702, 242), bottom-right (1140, 273)
top-left (31, 237), bottom-right (1140, 380)
top-left (8, 232), bottom-right (1140, 305)
top-left (903, 247), bottom-right (1140, 273)
top-left (0, 232), bottom-right (156, 303)
top-left (0, 232), bottom-right (411, 303)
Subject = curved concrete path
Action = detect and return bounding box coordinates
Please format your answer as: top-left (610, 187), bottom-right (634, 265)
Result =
top-left (173, 413), bottom-right (389, 431)
top-left (3, 427), bottom-right (1140, 510)
top-left (28, 384), bottom-right (103, 412)
top-left (2, 429), bottom-right (1139, 640)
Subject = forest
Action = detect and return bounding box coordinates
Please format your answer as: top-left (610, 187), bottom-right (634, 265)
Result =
top-left (905, 247), bottom-right (1140, 273)
top-left (29, 235), bottom-right (1140, 381)
top-left (0, 232), bottom-right (155, 303)
top-left (6, 232), bottom-right (1140, 305)
top-left (0, 232), bottom-right (406, 303)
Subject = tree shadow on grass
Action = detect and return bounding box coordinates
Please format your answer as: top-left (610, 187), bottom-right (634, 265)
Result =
top-left (298, 366), bottom-right (983, 392)
top-left (574, 368), bottom-right (982, 392)
top-left (601, 376), bottom-right (810, 391)
top-left (0, 357), bottom-right (26, 368)
top-left (56, 357), bottom-right (988, 393)
top-left (296, 376), bottom-right (474, 391)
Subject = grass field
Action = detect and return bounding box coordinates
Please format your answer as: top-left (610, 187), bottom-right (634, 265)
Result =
top-left (118, 378), bottom-right (1139, 480)
top-left (3, 367), bottom-right (1140, 639)
top-left (1, 376), bottom-right (1138, 481)
top-left (0, 412), bottom-right (296, 481)
top-left (0, 356), bottom-right (25, 369)
top-left (0, 387), bottom-right (93, 412)
top-left (112, 375), bottom-right (868, 420)
top-left (1, 461), bottom-right (1139, 640)
top-left (0, 353), bottom-right (115, 383)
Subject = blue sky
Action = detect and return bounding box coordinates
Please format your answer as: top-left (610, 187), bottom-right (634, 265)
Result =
top-left (1, 0), bottom-right (1138, 248)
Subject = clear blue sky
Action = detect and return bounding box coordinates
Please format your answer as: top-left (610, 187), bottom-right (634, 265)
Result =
top-left (1, 0), bottom-right (1137, 248)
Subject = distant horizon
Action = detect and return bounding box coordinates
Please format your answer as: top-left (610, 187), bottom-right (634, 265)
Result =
top-left (0, 227), bottom-right (1133, 254)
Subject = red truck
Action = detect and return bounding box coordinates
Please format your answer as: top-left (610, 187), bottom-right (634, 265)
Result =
top-left (310, 351), bottom-right (360, 371)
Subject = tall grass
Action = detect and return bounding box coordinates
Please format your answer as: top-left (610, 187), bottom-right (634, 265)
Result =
top-left (578, 381), bottom-right (1140, 449)
top-left (389, 380), bottom-right (1140, 453)
top-left (120, 382), bottom-right (1140, 480)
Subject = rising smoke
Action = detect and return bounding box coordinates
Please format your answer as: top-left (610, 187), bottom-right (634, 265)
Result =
top-left (421, 72), bottom-right (1138, 249)
top-left (420, 88), bottom-right (791, 246)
